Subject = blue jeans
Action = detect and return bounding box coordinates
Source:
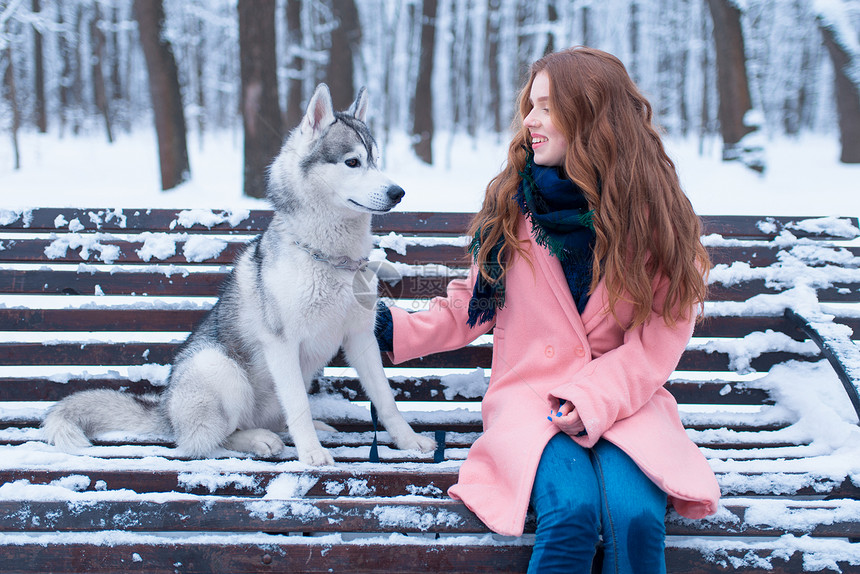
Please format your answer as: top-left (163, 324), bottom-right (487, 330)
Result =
top-left (528, 433), bottom-right (668, 574)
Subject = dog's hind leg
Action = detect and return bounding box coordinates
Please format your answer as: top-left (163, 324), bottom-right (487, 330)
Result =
top-left (166, 347), bottom-right (283, 458)
top-left (343, 329), bottom-right (436, 453)
top-left (223, 428), bottom-right (285, 457)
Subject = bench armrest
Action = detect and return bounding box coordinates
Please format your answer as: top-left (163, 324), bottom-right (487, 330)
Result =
top-left (784, 308), bottom-right (860, 424)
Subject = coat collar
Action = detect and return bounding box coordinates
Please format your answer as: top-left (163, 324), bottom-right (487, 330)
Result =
top-left (522, 215), bottom-right (607, 335)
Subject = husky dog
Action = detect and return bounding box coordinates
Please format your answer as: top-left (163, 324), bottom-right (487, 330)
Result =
top-left (42, 84), bottom-right (436, 465)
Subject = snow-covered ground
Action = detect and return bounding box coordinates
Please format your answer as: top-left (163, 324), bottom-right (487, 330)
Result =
top-left (1, 129), bottom-right (858, 216)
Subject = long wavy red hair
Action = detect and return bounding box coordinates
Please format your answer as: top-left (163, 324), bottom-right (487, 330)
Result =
top-left (468, 47), bottom-right (709, 327)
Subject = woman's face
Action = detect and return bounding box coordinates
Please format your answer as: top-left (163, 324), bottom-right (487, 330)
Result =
top-left (523, 71), bottom-right (568, 167)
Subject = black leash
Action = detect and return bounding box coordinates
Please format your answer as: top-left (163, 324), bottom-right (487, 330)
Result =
top-left (369, 403), bottom-right (380, 463)
top-left (368, 404), bottom-right (447, 463)
top-left (434, 430), bottom-right (446, 463)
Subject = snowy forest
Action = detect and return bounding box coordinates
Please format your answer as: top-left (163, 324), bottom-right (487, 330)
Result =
top-left (1, 0), bottom-right (859, 198)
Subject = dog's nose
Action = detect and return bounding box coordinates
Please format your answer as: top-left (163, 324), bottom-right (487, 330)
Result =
top-left (386, 185), bottom-right (405, 204)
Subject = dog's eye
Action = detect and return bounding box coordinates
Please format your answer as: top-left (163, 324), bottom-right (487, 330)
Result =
top-left (345, 158), bottom-right (361, 168)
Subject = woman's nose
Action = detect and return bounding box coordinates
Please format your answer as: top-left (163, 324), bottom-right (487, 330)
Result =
top-left (523, 111), bottom-right (538, 128)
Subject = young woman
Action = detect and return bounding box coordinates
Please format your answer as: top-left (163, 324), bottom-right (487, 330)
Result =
top-left (377, 47), bottom-right (720, 573)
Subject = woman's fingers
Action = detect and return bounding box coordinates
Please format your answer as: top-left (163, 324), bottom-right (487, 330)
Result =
top-left (550, 402), bottom-right (586, 436)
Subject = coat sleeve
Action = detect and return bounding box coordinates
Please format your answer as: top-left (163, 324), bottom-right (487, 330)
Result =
top-left (549, 276), bottom-right (697, 448)
top-left (389, 266), bottom-right (496, 364)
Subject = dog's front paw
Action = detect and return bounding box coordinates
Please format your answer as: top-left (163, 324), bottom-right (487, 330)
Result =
top-left (393, 432), bottom-right (436, 454)
top-left (298, 445), bottom-right (335, 466)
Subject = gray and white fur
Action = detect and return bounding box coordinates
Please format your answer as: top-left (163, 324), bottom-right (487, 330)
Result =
top-left (42, 84), bottom-right (436, 465)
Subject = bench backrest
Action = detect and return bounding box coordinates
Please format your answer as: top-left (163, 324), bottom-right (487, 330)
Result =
top-left (1, 209), bottom-right (858, 417)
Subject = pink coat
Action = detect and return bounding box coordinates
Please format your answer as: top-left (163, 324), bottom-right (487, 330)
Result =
top-left (388, 215), bottom-right (721, 537)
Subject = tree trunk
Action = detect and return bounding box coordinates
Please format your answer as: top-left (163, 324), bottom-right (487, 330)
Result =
top-left (412, 0), bottom-right (437, 164)
top-left (818, 18), bottom-right (860, 164)
top-left (326, 0), bottom-right (361, 110)
top-left (284, 0), bottom-right (304, 131)
top-left (108, 3), bottom-right (129, 134)
top-left (698, 2), bottom-right (713, 155)
top-left (629, 1), bottom-right (640, 83)
top-left (57, 0), bottom-right (71, 136)
top-left (133, 0), bottom-right (190, 190)
top-left (543, 1), bottom-right (557, 55)
top-left (90, 2), bottom-right (113, 143)
top-left (32, 0), bottom-right (46, 133)
top-left (71, 4), bottom-right (84, 135)
top-left (192, 15), bottom-right (206, 149)
top-left (581, 5), bottom-right (590, 47)
top-left (109, 4), bottom-right (122, 102)
top-left (2, 44), bottom-right (21, 169)
top-left (486, 0), bottom-right (501, 134)
top-left (238, 0), bottom-right (281, 199)
top-left (706, 0), bottom-right (752, 144)
top-left (460, 1), bottom-right (475, 138)
top-left (705, 0), bottom-right (764, 171)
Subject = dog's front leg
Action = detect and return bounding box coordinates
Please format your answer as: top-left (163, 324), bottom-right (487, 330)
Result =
top-left (343, 330), bottom-right (436, 453)
top-left (263, 342), bottom-right (335, 466)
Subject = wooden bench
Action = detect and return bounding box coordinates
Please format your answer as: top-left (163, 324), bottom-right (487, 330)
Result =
top-left (1, 207), bottom-right (859, 573)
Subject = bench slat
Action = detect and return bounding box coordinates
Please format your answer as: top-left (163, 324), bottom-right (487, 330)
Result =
top-left (0, 499), bottom-right (491, 534)
top-left (0, 375), bottom-right (772, 405)
top-left (0, 342), bottom-right (178, 366)
top-left (0, 342), bottom-right (819, 373)
top-left (0, 269), bottom-right (224, 296)
top-left (3, 469), bottom-right (856, 499)
top-left (699, 214), bottom-right (860, 239)
top-left (0, 239), bottom-right (247, 265)
top-left (667, 545), bottom-right (860, 574)
top-left (0, 541), bottom-right (534, 574)
top-left (3, 498), bottom-right (857, 538)
top-left (0, 240), bottom-right (467, 267)
top-left (0, 307), bottom-right (814, 338)
top-left (0, 469), bottom-right (455, 497)
top-left (0, 541), bottom-right (855, 574)
top-left (0, 208), bottom-right (274, 233)
top-left (4, 209), bottom-right (856, 239)
top-left (0, 209), bottom-right (474, 235)
top-left (0, 426), bottom-right (807, 451)
top-left (6, 240), bottom-right (849, 268)
top-left (0, 414), bottom-right (796, 440)
top-left (0, 309), bottom-right (205, 332)
top-left (2, 269), bottom-right (858, 305)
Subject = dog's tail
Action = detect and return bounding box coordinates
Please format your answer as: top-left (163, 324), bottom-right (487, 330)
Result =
top-left (41, 389), bottom-right (169, 450)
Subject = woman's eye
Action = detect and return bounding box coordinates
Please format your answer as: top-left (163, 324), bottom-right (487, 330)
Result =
top-left (345, 158), bottom-right (361, 168)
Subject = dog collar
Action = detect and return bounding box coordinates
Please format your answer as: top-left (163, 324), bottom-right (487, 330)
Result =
top-left (293, 240), bottom-right (369, 272)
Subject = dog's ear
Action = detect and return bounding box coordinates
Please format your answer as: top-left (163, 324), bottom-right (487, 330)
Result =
top-left (301, 84), bottom-right (336, 136)
top-left (349, 87), bottom-right (369, 123)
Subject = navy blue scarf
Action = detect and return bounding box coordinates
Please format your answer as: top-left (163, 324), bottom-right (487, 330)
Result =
top-left (467, 155), bottom-right (596, 327)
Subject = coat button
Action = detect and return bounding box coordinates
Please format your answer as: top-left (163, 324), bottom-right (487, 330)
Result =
top-left (545, 345), bottom-right (554, 358)
top-left (574, 346), bottom-right (586, 357)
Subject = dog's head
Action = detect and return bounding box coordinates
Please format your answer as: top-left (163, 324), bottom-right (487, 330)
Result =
top-left (269, 84), bottom-right (404, 216)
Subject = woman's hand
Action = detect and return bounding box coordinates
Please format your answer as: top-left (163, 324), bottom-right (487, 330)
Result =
top-left (549, 399), bottom-right (587, 436)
